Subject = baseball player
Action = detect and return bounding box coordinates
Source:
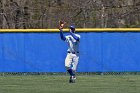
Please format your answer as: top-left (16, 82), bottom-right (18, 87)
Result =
top-left (59, 21), bottom-right (80, 83)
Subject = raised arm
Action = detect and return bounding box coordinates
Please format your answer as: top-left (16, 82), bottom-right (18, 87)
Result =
top-left (59, 21), bottom-right (66, 41)
top-left (60, 29), bottom-right (66, 41)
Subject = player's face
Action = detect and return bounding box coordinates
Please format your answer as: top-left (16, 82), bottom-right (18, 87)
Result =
top-left (70, 28), bottom-right (75, 33)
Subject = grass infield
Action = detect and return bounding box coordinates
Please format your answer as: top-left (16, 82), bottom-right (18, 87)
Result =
top-left (0, 75), bottom-right (140, 93)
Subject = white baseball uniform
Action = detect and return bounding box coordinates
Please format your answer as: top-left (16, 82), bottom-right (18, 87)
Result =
top-left (64, 34), bottom-right (80, 71)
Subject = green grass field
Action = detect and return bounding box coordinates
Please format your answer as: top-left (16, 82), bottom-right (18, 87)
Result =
top-left (0, 75), bottom-right (140, 93)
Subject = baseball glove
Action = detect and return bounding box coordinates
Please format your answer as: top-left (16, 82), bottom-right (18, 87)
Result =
top-left (59, 20), bottom-right (66, 29)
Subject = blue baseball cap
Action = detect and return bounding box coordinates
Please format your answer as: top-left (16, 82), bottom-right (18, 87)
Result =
top-left (70, 25), bottom-right (75, 29)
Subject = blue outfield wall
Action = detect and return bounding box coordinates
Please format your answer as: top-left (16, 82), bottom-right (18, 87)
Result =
top-left (0, 32), bottom-right (140, 72)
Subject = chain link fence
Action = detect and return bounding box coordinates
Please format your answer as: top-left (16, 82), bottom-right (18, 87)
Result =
top-left (0, 72), bottom-right (140, 76)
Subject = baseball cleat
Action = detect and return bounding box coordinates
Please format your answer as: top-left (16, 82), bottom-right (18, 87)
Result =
top-left (69, 76), bottom-right (73, 83)
top-left (72, 76), bottom-right (76, 80)
top-left (69, 76), bottom-right (76, 83)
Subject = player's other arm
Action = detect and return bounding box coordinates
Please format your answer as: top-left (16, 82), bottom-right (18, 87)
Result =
top-left (60, 29), bottom-right (66, 41)
top-left (70, 32), bottom-right (80, 41)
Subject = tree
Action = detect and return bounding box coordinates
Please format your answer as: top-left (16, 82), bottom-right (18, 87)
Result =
top-left (0, 0), bottom-right (140, 28)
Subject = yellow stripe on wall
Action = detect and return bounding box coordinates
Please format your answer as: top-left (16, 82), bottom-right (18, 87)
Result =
top-left (0, 28), bottom-right (140, 33)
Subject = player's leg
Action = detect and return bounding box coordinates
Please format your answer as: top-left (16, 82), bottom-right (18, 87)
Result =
top-left (65, 53), bottom-right (75, 83)
top-left (65, 53), bottom-right (74, 77)
top-left (72, 54), bottom-right (79, 74)
top-left (71, 54), bottom-right (79, 82)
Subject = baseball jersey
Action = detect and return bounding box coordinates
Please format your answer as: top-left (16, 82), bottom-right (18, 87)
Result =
top-left (65, 34), bottom-right (80, 53)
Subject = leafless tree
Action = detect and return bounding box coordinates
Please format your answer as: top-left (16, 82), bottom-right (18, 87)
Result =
top-left (0, 0), bottom-right (140, 28)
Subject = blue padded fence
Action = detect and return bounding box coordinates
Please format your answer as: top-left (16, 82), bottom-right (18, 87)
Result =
top-left (0, 32), bottom-right (140, 72)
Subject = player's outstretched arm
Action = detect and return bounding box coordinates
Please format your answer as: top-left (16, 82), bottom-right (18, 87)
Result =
top-left (60, 29), bottom-right (66, 41)
top-left (59, 21), bottom-right (66, 41)
top-left (70, 31), bottom-right (79, 41)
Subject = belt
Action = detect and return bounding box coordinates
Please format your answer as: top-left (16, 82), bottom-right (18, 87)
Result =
top-left (67, 51), bottom-right (79, 54)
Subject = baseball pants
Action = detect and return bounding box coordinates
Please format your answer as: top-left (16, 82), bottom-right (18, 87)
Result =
top-left (65, 53), bottom-right (79, 71)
